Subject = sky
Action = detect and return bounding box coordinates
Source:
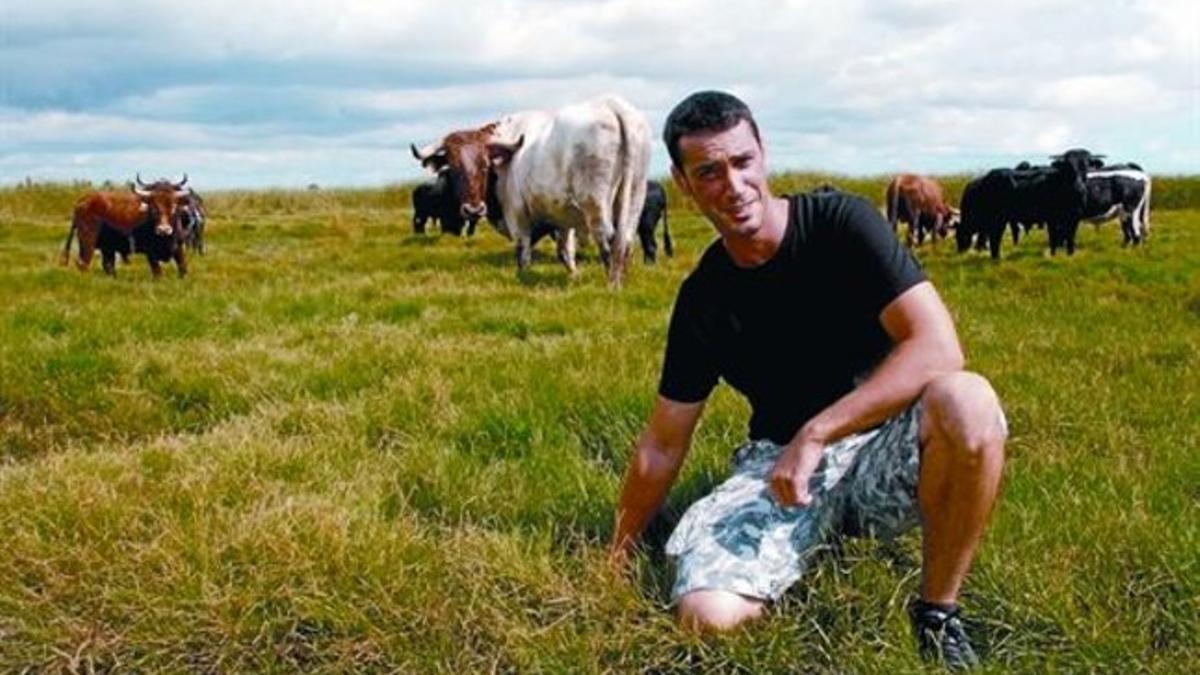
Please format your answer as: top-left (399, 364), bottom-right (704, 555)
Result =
top-left (1, 0), bottom-right (1197, 188)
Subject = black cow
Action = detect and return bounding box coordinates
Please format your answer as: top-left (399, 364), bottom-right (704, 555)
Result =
top-left (510, 179), bottom-right (674, 263)
top-left (636, 180), bottom-right (672, 262)
top-left (958, 149), bottom-right (1096, 258)
top-left (1082, 162), bottom-right (1151, 245)
top-left (411, 174), bottom-right (468, 236)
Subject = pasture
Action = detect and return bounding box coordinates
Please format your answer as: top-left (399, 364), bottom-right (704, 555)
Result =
top-left (1, 180), bottom-right (1197, 672)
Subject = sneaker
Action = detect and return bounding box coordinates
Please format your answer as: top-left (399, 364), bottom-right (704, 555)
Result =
top-left (910, 600), bottom-right (981, 671)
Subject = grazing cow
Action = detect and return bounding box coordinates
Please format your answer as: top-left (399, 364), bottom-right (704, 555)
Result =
top-left (411, 175), bottom-right (468, 236)
top-left (885, 174), bottom-right (958, 246)
top-left (1082, 163), bottom-right (1151, 245)
top-left (61, 174), bottom-right (193, 277)
top-left (520, 179), bottom-right (674, 264)
top-left (957, 149), bottom-right (1096, 258)
top-left (412, 94), bottom-right (651, 285)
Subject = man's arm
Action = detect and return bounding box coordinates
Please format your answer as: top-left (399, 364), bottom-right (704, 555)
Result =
top-left (770, 281), bottom-right (963, 506)
top-left (609, 395), bottom-right (707, 565)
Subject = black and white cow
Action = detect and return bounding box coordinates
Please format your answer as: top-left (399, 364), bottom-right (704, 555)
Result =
top-left (1082, 163), bottom-right (1151, 245)
top-left (177, 190), bottom-right (208, 254)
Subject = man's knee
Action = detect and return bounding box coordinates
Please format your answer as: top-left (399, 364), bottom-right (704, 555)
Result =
top-left (921, 371), bottom-right (1007, 461)
top-left (676, 590), bottom-right (765, 632)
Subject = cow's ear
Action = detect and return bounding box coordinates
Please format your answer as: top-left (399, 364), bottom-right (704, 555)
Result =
top-left (488, 135), bottom-right (524, 167)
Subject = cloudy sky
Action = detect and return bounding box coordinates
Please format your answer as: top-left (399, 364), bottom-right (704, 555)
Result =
top-left (2, 0), bottom-right (1196, 188)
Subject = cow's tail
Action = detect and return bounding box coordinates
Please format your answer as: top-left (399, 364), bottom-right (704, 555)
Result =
top-left (605, 95), bottom-right (649, 287)
top-left (1138, 173), bottom-right (1152, 240)
top-left (662, 200), bottom-right (674, 257)
top-left (61, 209), bottom-right (81, 266)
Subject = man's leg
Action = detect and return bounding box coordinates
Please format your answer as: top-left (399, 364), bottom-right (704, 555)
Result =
top-left (676, 590), bottom-right (764, 632)
top-left (917, 371), bottom-right (1006, 604)
top-left (666, 440), bottom-right (843, 634)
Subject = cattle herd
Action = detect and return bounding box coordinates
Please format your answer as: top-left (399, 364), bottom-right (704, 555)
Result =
top-left (58, 96), bottom-right (1151, 281)
top-left (889, 148), bottom-right (1152, 259)
top-left (60, 174), bottom-right (206, 278)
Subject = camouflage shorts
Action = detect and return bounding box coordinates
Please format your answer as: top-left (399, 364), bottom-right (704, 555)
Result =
top-left (665, 402), bottom-right (924, 603)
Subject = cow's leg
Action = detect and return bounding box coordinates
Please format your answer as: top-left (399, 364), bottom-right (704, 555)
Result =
top-left (148, 256), bottom-right (164, 278)
top-left (174, 248), bottom-right (188, 278)
top-left (413, 216), bottom-right (426, 235)
top-left (639, 222), bottom-right (657, 264)
top-left (101, 249), bottom-right (117, 276)
top-left (988, 227), bottom-right (1002, 260)
top-left (556, 227), bottom-right (578, 275)
top-left (1065, 222), bottom-right (1078, 255)
top-left (514, 232), bottom-right (532, 273)
top-left (76, 223), bottom-right (98, 271)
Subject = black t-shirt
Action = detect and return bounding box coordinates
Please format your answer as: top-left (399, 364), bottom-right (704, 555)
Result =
top-left (658, 191), bottom-right (926, 444)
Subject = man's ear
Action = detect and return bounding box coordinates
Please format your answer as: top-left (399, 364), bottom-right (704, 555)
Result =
top-left (671, 165), bottom-right (692, 199)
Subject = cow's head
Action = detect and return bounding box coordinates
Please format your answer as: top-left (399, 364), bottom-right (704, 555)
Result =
top-left (1050, 149), bottom-right (1101, 208)
top-left (941, 206), bottom-right (960, 238)
top-left (132, 174), bottom-right (192, 239)
top-left (411, 124), bottom-right (523, 226)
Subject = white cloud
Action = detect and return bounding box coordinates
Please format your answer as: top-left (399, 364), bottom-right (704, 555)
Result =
top-left (1, 0), bottom-right (1196, 185)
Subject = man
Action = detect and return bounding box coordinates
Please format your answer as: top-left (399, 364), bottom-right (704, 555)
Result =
top-left (608, 92), bottom-right (1006, 670)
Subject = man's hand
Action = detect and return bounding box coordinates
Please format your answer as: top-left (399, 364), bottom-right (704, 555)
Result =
top-left (769, 438), bottom-right (826, 507)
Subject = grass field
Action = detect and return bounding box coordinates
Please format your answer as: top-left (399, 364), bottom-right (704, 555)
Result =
top-left (1, 182), bottom-right (1198, 672)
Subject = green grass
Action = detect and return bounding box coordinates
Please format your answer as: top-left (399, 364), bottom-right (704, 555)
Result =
top-left (1, 187), bottom-right (1198, 672)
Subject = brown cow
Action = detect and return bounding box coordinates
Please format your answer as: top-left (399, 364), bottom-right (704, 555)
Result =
top-left (61, 174), bottom-right (193, 277)
top-left (885, 174), bottom-right (958, 246)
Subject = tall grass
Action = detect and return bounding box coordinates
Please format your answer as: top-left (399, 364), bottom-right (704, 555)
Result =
top-left (0, 188), bottom-right (1197, 671)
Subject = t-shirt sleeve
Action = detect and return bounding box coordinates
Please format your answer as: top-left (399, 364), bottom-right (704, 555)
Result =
top-left (836, 195), bottom-right (927, 314)
top-left (657, 280), bottom-right (720, 403)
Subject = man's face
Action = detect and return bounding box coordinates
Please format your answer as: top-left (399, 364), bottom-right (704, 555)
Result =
top-left (672, 119), bottom-right (771, 240)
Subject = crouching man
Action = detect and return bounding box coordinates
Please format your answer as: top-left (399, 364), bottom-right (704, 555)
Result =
top-left (609, 91), bottom-right (1007, 671)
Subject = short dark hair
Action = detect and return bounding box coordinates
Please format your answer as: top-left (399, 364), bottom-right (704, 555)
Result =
top-left (663, 91), bottom-right (761, 169)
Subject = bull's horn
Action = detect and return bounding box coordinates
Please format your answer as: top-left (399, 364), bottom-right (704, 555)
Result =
top-left (130, 182), bottom-right (150, 197)
top-left (411, 142), bottom-right (443, 162)
top-left (136, 172), bottom-right (151, 188)
top-left (174, 173), bottom-right (188, 188)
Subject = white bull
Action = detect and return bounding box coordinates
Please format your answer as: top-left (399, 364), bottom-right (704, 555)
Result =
top-left (412, 94), bottom-right (651, 286)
